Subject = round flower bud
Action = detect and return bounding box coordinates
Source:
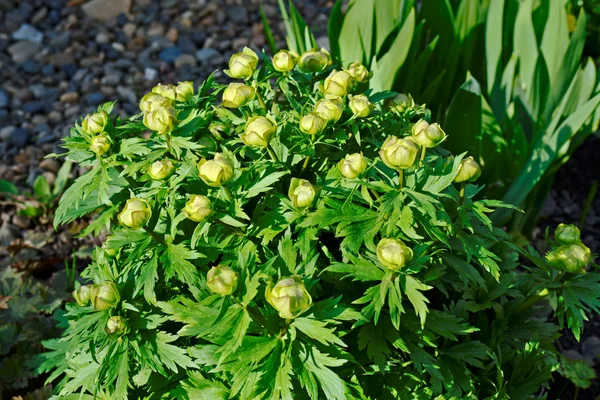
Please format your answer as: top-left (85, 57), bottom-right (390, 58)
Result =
top-left (347, 61), bottom-right (371, 83)
top-left (91, 281), bottom-right (120, 311)
top-left (152, 83), bottom-right (178, 100)
top-left (265, 276), bottom-right (312, 319)
top-left (546, 242), bottom-right (592, 273)
top-left (555, 223), bottom-right (581, 245)
top-left (90, 135), bottom-right (111, 156)
top-left (222, 83), bottom-right (256, 108)
top-left (300, 113), bottom-right (327, 136)
top-left (72, 285), bottom-right (92, 306)
top-left (385, 93), bottom-right (415, 113)
top-left (314, 98), bottom-right (344, 123)
top-left (184, 195), bottom-right (213, 222)
top-left (118, 198), bottom-right (152, 230)
top-left (379, 136), bottom-right (419, 170)
top-left (298, 48), bottom-right (331, 73)
top-left (106, 316), bottom-right (129, 339)
top-left (207, 265), bottom-right (239, 296)
top-left (225, 47), bottom-right (259, 79)
top-left (241, 115), bottom-right (277, 147)
top-left (272, 49), bottom-right (298, 72)
top-left (139, 93), bottom-right (172, 113)
top-left (143, 106), bottom-right (178, 134)
top-left (377, 238), bottom-right (413, 271)
top-left (338, 153), bottom-right (367, 179)
top-left (288, 178), bottom-right (316, 209)
top-left (411, 119), bottom-right (447, 148)
top-left (198, 153), bottom-right (234, 187)
top-left (175, 81), bottom-right (194, 102)
top-left (348, 94), bottom-right (374, 118)
top-left (82, 111), bottom-right (109, 135)
top-left (148, 159), bottom-right (175, 180)
top-left (454, 156), bottom-right (481, 183)
top-left (324, 69), bottom-right (355, 97)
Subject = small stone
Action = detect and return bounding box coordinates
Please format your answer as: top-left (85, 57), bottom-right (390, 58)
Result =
top-left (31, 7), bottom-right (48, 25)
top-left (60, 92), bottom-right (79, 103)
top-left (582, 336), bottom-right (600, 359)
top-left (0, 126), bottom-right (15, 142)
top-left (174, 54), bottom-right (197, 69)
top-left (147, 23), bottom-right (165, 37)
top-left (101, 73), bottom-right (122, 86)
top-left (167, 27), bottom-right (178, 42)
top-left (9, 127), bottom-right (31, 148)
top-left (0, 90), bottom-right (8, 109)
top-left (0, 222), bottom-right (17, 247)
top-left (22, 60), bottom-right (40, 74)
top-left (96, 32), bottom-right (110, 44)
top-left (49, 31), bottom-right (71, 50)
top-left (82, 0), bottom-right (131, 21)
top-left (12, 215), bottom-right (30, 229)
top-left (40, 158), bottom-right (60, 174)
top-left (8, 40), bottom-right (42, 63)
top-left (144, 67), bottom-right (158, 81)
top-left (116, 86), bottom-right (136, 104)
top-left (195, 48), bottom-right (219, 64)
top-left (48, 111), bottom-right (62, 125)
top-left (43, 172), bottom-right (56, 187)
top-left (23, 101), bottom-right (46, 114)
top-left (85, 92), bottom-right (106, 105)
top-left (123, 23), bottom-right (137, 38)
top-left (227, 5), bottom-right (247, 23)
top-left (159, 47), bottom-right (182, 63)
top-left (12, 23), bottom-right (44, 44)
top-left (112, 42), bottom-right (125, 52)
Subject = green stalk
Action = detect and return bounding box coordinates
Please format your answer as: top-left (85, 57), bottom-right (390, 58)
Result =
top-left (300, 155), bottom-right (312, 176)
top-left (419, 147), bottom-right (426, 165)
top-left (514, 288), bottom-right (550, 314)
top-left (458, 182), bottom-right (466, 206)
top-left (398, 170), bottom-right (404, 190)
top-left (256, 89), bottom-right (267, 110)
top-left (143, 226), bottom-right (168, 247)
top-left (266, 144), bottom-right (280, 162)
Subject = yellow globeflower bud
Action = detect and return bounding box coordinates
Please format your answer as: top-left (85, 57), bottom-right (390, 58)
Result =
top-left (207, 265), bottom-right (239, 295)
top-left (139, 93), bottom-right (172, 112)
top-left (546, 242), bottom-right (592, 273)
top-left (184, 195), bottom-right (213, 222)
top-left (338, 153), bottom-right (367, 179)
top-left (314, 98), bottom-right (343, 123)
top-left (324, 69), bottom-right (355, 97)
top-left (348, 94), bottom-right (374, 118)
top-left (272, 49), bottom-right (298, 72)
top-left (148, 159), bottom-right (175, 180)
top-left (377, 238), bottom-right (413, 271)
top-left (152, 83), bottom-right (178, 100)
top-left (347, 61), bottom-right (371, 83)
top-left (225, 47), bottom-right (259, 79)
top-left (385, 93), bottom-right (415, 113)
top-left (90, 135), bottom-right (111, 156)
top-left (91, 281), bottom-right (121, 311)
top-left (454, 156), bottom-right (481, 183)
top-left (72, 285), bottom-right (92, 306)
top-left (82, 110), bottom-right (109, 135)
top-left (379, 136), bottom-right (419, 170)
top-left (117, 198), bottom-right (152, 229)
top-left (411, 119), bottom-right (447, 148)
top-left (298, 48), bottom-right (331, 73)
top-left (143, 106), bottom-right (178, 134)
top-left (175, 81), bottom-right (194, 101)
top-left (555, 223), bottom-right (581, 245)
top-left (299, 113), bottom-right (327, 136)
top-left (198, 153), bottom-right (234, 187)
top-left (106, 316), bottom-right (129, 339)
top-left (222, 83), bottom-right (256, 108)
top-left (265, 276), bottom-right (312, 319)
top-left (288, 178), bottom-right (316, 209)
top-left (241, 115), bottom-right (277, 147)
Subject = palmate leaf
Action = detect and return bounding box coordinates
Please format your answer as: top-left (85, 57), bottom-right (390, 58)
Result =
top-left (161, 243), bottom-right (202, 288)
top-left (557, 274), bottom-right (600, 340)
top-left (403, 275), bottom-right (431, 327)
top-left (174, 371), bottom-right (230, 400)
top-left (294, 342), bottom-right (348, 400)
top-left (294, 317), bottom-right (347, 347)
top-left (425, 310), bottom-right (479, 341)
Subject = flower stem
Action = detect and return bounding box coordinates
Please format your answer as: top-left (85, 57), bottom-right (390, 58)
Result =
top-left (300, 155), bottom-right (311, 176)
top-left (419, 147), bottom-right (426, 165)
top-left (266, 144), bottom-right (279, 162)
top-left (514, 288), bottom-right (550, 314)
top-left (164, 135), bottom-right (176, 159)
top-left (398, 170), bottom-right (404, 190)
top-left (143, 226), bottom-right (167, 247)
top-left (222, 186), bottom-right (234, 202)
top-left (256, 89), bottom-right (267, 110)
top-left (458, 182), bottom-right (466, 206)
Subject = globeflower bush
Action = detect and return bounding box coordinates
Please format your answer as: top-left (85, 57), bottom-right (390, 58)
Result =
top-left (39, 47), bottom-right (600, 399)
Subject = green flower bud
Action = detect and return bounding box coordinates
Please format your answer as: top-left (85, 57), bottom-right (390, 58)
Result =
top-left (288, 178), bottom-right (316, 209)
top-left (143, 105), bottom-right (178, 134)
top-left (272, 49), bottom-right (298, 72)
top-left (298, 48), bottom-right (331, 73)
top-left (454, 156), bottom-right (481, 183)
top-left (241, 115), bottom-right (277, 147)
top-left (377, 238), bottom-right (413, 271)
top-left (184, 195), bottom-right (213, 222)
top-left (222, 83), bottom-right (256, 108)
top-left (198, 153), bottom-right (234, 187)
top-left (411, 119), bottom-right (447, 148)
top-left (106, 316), bottom-right (129, 339)
top-left (207, 265), bottom-right (239, 295)
top-left (82, 110), bottom-right (109, 135)
top-left (118, 198), bottom-right (152, 229)
top-left (90, 135), bottom-right (111, 156)
top-left (324, 69), bottom-right (355, 97)
top-left (384, 93), bottom-right (415, 113)
top-left (72, 284), bottom-right (92, 306)
top-left (347, 61), bottom-right (371, 83)
top-left (265, 276), bottom-right (312, 319)
top-left (348, 94), bottom-right (374, 118)
top-left (379, 136), bottom-right (419, 170)
top-left (546, 242), bottom-right (592, 273)
top-left (148, 159), bottom-right (175, 180)
top-left (91, 281), bottom-right (120, 311)
top-left (338, 153), bottom-right (367, 179)
top-left (175, 81), bottom-right (194, 102)
top-left (152, 83), bottom-right (178, 100)
top-left (314, 98), bottom-right (343, 123)
top-left (555, 223), bottom-right (581, 245)
top-left (225, 47), bottom-right (259, 79)
top-left (300, 113), bottom-right (327, 136)
top-left (139, 93), bottom-right (172, 112)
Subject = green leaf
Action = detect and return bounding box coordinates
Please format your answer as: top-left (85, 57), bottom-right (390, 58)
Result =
top-left (246, 171), bottom-right (288, 198)
top-left (178, 372), bottom-right (230, 400)
top-left (328, 0), bottom-right (343, 61)
top-left (442, 341), bottom-right (488, 367)
top-left (294, 317), bottom-right (347, 347)
top-left (260, 4), bottom-right (278, 55)
top-left (513, 0), bottom-right (538, 94)
top-left (339, 0), bottom-right (375, 65)
top-left (162, 243), bottom-right (202, 288)
top-left (33, 175), bottom-right (51, 200)
top-left (52, 160), bottom-right (72, 196)
top-left (0, 179), bottom-right (19, 195)
top-left (403, 275), bottom-right (431, 327)
top-left (443, 76), bottom-right (483, 158)
top-left (154, 331), bottom-right (197, 372)
top-left (324, 260), bottom-right (384, 282)
top-left (136, 252), bottom-right (158, 305)
top-left (486, 0), bottom-right (504, 95)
